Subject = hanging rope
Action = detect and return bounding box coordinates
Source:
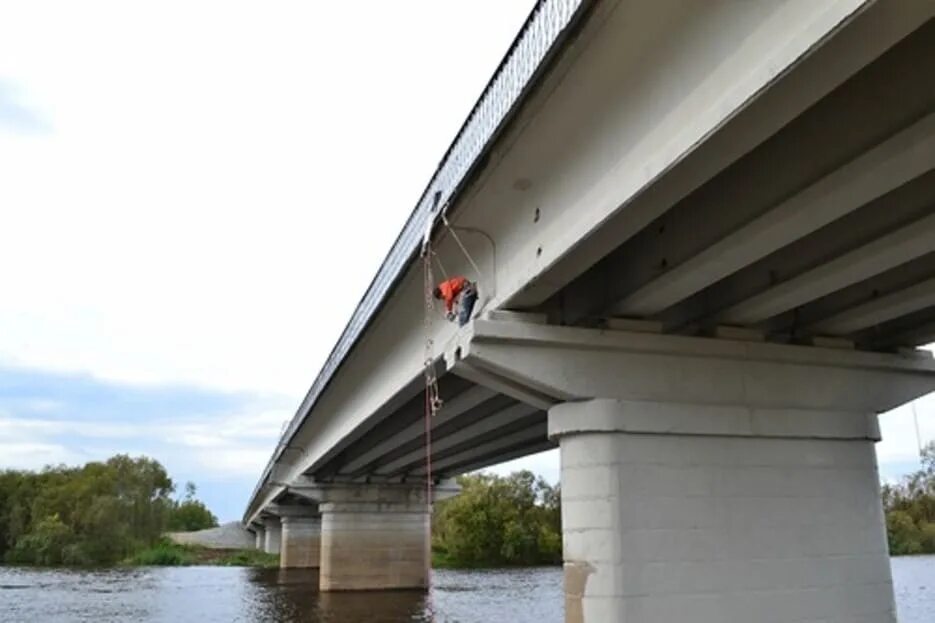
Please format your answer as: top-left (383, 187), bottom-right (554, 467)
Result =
top-left (442, 214), bottom-right (483, 279)
top-left (421, 232), bottom-right (444, 586)
top-left (432, 249), bottom-right (449, 281)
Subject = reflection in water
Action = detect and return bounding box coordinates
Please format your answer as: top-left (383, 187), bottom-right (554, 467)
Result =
top-left (317, 588), bottom-right (428, 622)
top-left (0, 558), bottom-right (932, 622)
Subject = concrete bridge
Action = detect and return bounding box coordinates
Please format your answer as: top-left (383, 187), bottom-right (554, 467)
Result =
top-left (244, 0), bottom-right (935, 620)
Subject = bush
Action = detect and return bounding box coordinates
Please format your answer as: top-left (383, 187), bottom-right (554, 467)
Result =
top-left (884, 442), bottom-right (935, 556)
top-left (433, 471), bottom-right (561, 568)
top-left (0, 455), bottom-right (215, 566)
top-left (128, 540), bottom-right (193, 566)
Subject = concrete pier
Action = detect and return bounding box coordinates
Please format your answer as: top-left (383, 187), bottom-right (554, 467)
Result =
top-left (262, 516), bottom-right (281, 556)
top-left (442, 320), bottom-right (935, 622)
top-left (318, 486), bottom-right (429, 591)
top-left (280, 513), bottom-right (321, 569)
top-left (253, 527), bottom-right (265, 550)
top-left (552, 399), bottom-right (894, 622)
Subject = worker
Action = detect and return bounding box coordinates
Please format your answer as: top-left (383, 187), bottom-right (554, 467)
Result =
top-left (433, 275), bottom-right (478, 327)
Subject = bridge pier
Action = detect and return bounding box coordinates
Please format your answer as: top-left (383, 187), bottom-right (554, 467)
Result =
top-left (447, 320), bottom-right (935, 623)
top-left (253, 526), bottom-right (265, 550)
top-left (551, 399), bottom-right (895, 623)
top-left (279, 508), bottom-right (321, 569)
top-left (262, 516), bottom-right (282, 556)
top-left (318, 485), bottom-right (429, 591)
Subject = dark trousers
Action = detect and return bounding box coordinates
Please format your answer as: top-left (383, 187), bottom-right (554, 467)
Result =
top-left (458, 284), bottom-right (478, 327)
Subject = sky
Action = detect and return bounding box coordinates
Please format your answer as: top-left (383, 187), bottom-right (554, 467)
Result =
top-left (1, 1), bottom-right (933, 523)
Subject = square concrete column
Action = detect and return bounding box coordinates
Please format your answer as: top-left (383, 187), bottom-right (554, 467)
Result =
top-left (262, 516), bottom-right (281, 555)
top-left (253, 526), bottom-right (265, 550)
top-left (281, 515), bottom-right (321, 569)
top-left (550, 399), bottom-right (894, 623)
top-left (318, 485), bottom-right (429, 591)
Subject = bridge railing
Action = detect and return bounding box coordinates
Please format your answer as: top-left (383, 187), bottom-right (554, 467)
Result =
top-left (247, 0), bottom-right (589, 516)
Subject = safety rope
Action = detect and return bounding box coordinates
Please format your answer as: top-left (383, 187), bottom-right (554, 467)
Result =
top-left (442, 214), bottom-right (484, 280)
top-left (421, 237), bottom-right (443, 586)
top-left (431, 249), bottom-right (449, 281)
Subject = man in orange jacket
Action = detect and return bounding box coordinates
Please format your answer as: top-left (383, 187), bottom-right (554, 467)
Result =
top-left (433, 276), bottom-right (478, 327)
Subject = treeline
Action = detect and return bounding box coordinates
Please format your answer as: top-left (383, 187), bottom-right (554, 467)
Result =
top-left (0, 455), bottom-right (217, 565)
top-left (432, 471), bottom-right (561, 567)
top-left (883, 441), bottom-right (935, 555)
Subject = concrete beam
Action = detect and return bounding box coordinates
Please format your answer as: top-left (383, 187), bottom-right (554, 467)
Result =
top-left (408, 424), bottom-right (548, 476)
top-left (455, 319), bottom-right (935, 413)
top-left (611, 111), bottom-right (935, 317)
top-left (806, 276), bottom-right (935, 336)
top-left (437, 440), bottom-right (556, 477)
top-left (337, 385), bottom-right (496, 475)
top-left (373, 402), bottom-right (538, 476)
top-left (720, 210), bottom-right (935, 325)
top-left (447, 359), bottom-right (560, 410)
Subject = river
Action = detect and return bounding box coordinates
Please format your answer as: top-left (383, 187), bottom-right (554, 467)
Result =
top-left (1, 557), bottom-right (932, 622)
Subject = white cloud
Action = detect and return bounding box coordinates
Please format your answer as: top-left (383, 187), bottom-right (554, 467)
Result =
top-left (0, 442), bottom-right (87, 471)
top-left (0, 0), bottom-right (536, 401)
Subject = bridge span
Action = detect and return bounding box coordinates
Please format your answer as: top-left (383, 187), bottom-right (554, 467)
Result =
top-left (245, 1), bottom-right (935, 620)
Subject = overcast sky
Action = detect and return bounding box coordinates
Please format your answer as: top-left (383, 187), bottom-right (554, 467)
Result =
top-left (1, 0), bottom-right (933, 522)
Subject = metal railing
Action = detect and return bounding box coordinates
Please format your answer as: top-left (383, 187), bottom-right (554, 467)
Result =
top-left (247, 0), bottom-right (588, 517)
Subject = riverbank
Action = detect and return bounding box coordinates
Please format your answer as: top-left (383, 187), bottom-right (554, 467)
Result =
top-left (126, 541), bottom-right (278, 568)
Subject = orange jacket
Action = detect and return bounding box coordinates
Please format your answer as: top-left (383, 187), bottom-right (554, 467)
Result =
top-left (437, 276), bottom-right (469, 313)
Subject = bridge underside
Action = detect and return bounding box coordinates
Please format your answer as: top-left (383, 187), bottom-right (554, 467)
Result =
top-left (531, 16), bottom-right (935, 350)
top-left (247, 1), bottom-right (935, 616)
top-left (309, 370), bottom-right (551, 484)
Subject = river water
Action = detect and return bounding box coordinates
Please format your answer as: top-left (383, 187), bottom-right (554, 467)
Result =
top-left (1, 557), bottom-right (932, 622)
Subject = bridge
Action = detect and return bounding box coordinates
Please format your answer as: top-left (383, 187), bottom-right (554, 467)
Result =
top-left (244, 0), bottom-right (935, 620)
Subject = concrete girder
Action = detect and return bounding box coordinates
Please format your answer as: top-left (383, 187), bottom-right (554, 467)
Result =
top-left (806, 276), bottom-right (935, 336)
top-left (658, 170), bottom-right (935, 336)
top-left (498, 0), bottom-right (908, 311)
top-left (408, 424), bottom-right (549, 477)
top-left (759, 251), bottom-right (935, 339)
top-left (611, 110), bottom-right (935, 318)
top-left (433, 439), bottom-right (556, 477)
top-left (337, 385), bottom-right (496, 475)
top-left (498, 1), bottom-right (935, 307)
top-left (719, 209), bottom-right (935, 326)
top-left (869, 316), bottom-right (935, 352)
top-left (449, 360), bottom-right (561, 410)
top-left (373, 401), bottom-right (539, 476)
top-left (449, 319), bottom-right (935, 413)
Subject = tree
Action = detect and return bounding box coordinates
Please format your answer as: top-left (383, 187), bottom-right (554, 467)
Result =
top-left (883, 441), bottom-right (935, 555)
top-left (0, 455), bottom-right (216, 565)
top-left (432, 470), bottom-right (562, 567)
top-left (166, 480), bottom-right (217, 531)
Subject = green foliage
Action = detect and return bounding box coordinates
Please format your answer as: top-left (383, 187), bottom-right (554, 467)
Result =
top-left (214, 549), bottom-right (279, 567)
top-left (0, 455), bottom-right (214, 566)
top-left (883, 441), bottom-right (935, 556)
top-left (128, 540), bottom-right (194, 566)
top-left (166, 482), bottom-right (218, 532)
top-left (432, 470), bottom-right (561, 568)
top-left (126, 541), bottom-right (277, 568)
